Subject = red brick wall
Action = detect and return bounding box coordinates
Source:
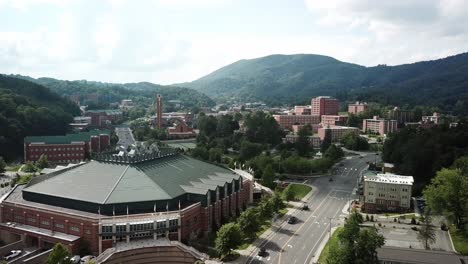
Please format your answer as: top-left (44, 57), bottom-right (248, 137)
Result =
top-left (25, 143), bottom-right (86, 163)
top-left (0, 203), bottom-right (99, 254)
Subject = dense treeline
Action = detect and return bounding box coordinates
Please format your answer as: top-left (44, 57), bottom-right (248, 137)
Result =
top-left (13, 75), bottom-right (215, 111)
top-left (383, 121), bottom-right (468, 193)
top-left (0, 75), bottom-right (80, 160)
top-left (182, 53), bottom-right (468, 115)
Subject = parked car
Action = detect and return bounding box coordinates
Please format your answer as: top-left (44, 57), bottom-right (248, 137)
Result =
top-left (80, 255), bottom-right (96, 263)
top-left (4, 250), bottom-right (22, 260)
top-left (329, 177), bottom-right (334, 182)
top-left (302, 203), bottom-right (309, 210)
top-left (70, 255), bottom-right (81, 263)
top-left (258, 247), bottom-right (267, 257)
top-left (288, 216), bottom-right (297, 224)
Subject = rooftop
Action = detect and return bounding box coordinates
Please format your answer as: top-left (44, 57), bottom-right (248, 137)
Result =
top-left (364, 173), bottom-right (414, 185)
top-left (24, 129), bottom-right (110, 144)
top-left (23, 154), bottom-right (241, 205)
top-left (377, 246), bottom-right (463, 264)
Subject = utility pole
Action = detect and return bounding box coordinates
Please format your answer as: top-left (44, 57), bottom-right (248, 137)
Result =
top-left (328, 217), bottom-right (333, 240)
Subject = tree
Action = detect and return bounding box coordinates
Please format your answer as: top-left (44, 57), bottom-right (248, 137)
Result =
top-left (128, 106), bottom-right (146, 120)
top-left (321, 128), bottom-right (332, 153)
top-left (237, 208), bottom-right (260, 237)
top-left (324, 145), bottom-right (344, 161)
top-left (191, 146), bottom-right (209, 161)
top-left (271, 193), bottom-right (285, 212)
top-left (355, 228), bottom-right (385, 263)
top-left (239, 141), bottom-right (263, 161)
top-left (283, 185), bottom-right (295, 201)
top-left (296, 125), bottom-right (312, 157)
top-left (47, 243), bottom-right (72, 264)
top-left (214, 223), bottom-right (242, 257)
top-left (208, 148), bottom-right (223, 163)
top-left (341, 132), bottom-right (369, 151)
top-left (262, 164), bottom-right (275, 189)
top-left (417, 210), bottom-right (436, 249)
top-left (23, 161), bottom-right (37, 173)
top-left (36, 154), bottom-right (49, 169)
top-left (424, 167), bottom-right (468, 229)
top-left (0, 157), bottom-right (6, 174)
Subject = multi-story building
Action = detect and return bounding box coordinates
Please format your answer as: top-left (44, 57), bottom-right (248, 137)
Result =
top-left (317, 126), bottom-right (360, 142)
top-left (348, 101), bottom-right (368, 114)
top-left (294, 106), bottom-right (312, 115)
top-left (387, 107), bottom-right (414, 125)
top-left (283, 135), bottom-right (321, 148)
top-left (311, 96), bottom-right (340, 116)
top-left (422, 112), bottom-right (440, 124)
top-left (321, 115), bottom-right (348, 126)
top-left (24, 130), bottom-right (110, 163)
top-left (0, 151), bottom-right (252, 255)
top-left (361, 173), bottom-right (413, 213)
top-left (291, 124), bottom-right (322, 134)
top-left (362, 116), bottom-right (398, 135)
top-left (273, 115), bottom-right (321, 130)
top-left (85, 109), bottom-right (123, 128)
top-left (119, 99), bottom-right (134, 110)
top-left (69, 116), bottom-right (92, 131)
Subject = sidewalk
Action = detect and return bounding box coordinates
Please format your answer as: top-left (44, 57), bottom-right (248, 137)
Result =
top-left (228, 187), bottom-right (315, 263)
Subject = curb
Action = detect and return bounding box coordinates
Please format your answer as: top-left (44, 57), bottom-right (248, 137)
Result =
top-left (447, 229), bottom-right (457, 252)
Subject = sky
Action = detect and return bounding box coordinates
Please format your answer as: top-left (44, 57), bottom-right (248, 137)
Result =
top-left (1, 0), bottom-right (467, 84)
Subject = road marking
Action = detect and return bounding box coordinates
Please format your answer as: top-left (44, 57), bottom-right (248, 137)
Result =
top-left (277, 190), bottom-right (333, 264)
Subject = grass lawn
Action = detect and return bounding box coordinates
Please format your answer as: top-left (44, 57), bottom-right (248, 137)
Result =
top-left (450, 225), bottom-right (468, 255)
top-left (17, 174), bottom-right (33, 184)
top-left (283, 184), bottom-right (312, 201)
top-left (318, 227), bottom-right (343, 263)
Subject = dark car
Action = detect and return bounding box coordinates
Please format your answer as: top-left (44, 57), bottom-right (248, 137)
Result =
top-left (288, 216), bottom-right (297, 224)
top-left (258, 247), bottom-right (267, 257)
top-left (329, 177), bottom-right (334, 182)
top-left (302, 204), bottom-right (309, 210)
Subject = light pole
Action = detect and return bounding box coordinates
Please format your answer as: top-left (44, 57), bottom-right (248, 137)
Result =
top-left (328, 217), bottom-right (333, 240)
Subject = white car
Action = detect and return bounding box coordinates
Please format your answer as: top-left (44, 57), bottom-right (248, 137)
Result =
top-left (4, 250), bottom-right (22, 260)
top-left (80, 255), bottom-right (96, 263)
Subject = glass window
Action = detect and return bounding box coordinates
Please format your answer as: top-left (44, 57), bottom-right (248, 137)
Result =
top-left (70, 226), bottom-right (80, 232)
top-left (101, 225), bottom-right (112, 233)
top-left (55, 223), bottom-right (64, 229)
top-left (41, 220), bottom-right (50, 225)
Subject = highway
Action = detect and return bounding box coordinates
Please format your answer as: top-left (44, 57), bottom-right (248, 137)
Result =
top-left (246, 153), bottom-right (378, 264)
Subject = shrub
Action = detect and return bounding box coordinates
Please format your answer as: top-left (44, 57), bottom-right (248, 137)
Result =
top-left (378, 223), bottom-right (382, 227)
top-left (411, 217), bottom-right (416, 225)
top-left (370, 215), bottom-right (374, 222)
top-left (393, 218), bottom-right (397, 222)
top-left (366, 215), bottom-right (370, 222)
top-left (441, 223), bottom-right (448, 231)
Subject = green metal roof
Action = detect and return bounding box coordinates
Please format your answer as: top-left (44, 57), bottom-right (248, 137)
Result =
top-left (24, 130), bottom-right (110, 144)
top-left (23, 155), bottom-right (240, 205)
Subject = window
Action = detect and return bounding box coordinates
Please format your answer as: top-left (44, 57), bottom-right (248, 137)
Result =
top-left (55, 223), bottom-right (64, 229)
top-left (169, 219), bottom-right (178, 232)
top-left (27, 217), bottom-right (36, 223)
top-left (102, 236), bottom-right (112, 240)
top-left (157, 221), bottom-right (166, 234)
top-left (70, 226), bottom-right (80, 232)
top-left (14, 215), bottom-right (23, 222)
top-left (41, 220), bottom-right (50, 226)
top-left (101, 225), bottom-right (112, 233)
top-left (116, 225), bottom-right (126, 233)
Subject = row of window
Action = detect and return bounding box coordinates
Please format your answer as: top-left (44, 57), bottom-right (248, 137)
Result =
top-left (31, 153), bottom-right (83, 158)
top-left (14, 215), bottom-right (87, 234)
top-left (102, 220), bottom-right (179, 234)
top-left (31, 147), bottom-right (84, 152)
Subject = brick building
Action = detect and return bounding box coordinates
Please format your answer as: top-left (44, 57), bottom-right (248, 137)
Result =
top-left (273, 114), bottom-right (321, 130)
top-left (387, 107), bottom-right (414, 125)
top-left (422, 112), bottom-right (441, 124)
top-left (0, 152), bottom-right (252, 255)
top-left (317, 126), bottom-right (360, 142)
top-left (311, 96), bottom-right (340, 116)
top-left (348, 102), bottom-right (368, 114)
top-left (168, 120), bottom-right (196, 139)
top-left (283, 135), bottom-right (321, 148)
top-left (24, 130), bottom-right (110, 163)
top-left (362, 116), bottom-right (398, 135)
top-left (291, 124), bottom-right (322, 134)
top-left (294, 106), bottom-right (312, 115)
top-left (84, 109), bottom-right (123, 128)
top-left (321, 115), bottom-right (348, 126)
top-left (361, 173), bottom-right (413, 213)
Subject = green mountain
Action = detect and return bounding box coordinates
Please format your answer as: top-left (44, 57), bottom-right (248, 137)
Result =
top-left (179, 53), bottom-right (468, 114)
top-left (13, 76), bottom-right (216, 111)
top-left (0, 75), bottom-right (81, 160)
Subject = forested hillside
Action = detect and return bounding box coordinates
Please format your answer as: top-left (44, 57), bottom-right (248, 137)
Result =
top-left (15, 76), bottom-right (215, 111)
top-left (180, 53), bottom-right (468, 115)
top-left (0, 75), bottom-right (80, 160)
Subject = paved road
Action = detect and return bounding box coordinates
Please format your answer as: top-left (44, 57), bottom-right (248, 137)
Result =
top-left (247, 154), bottom-right (378, 264)
top-left (115, 126), bottom-right (136, 149)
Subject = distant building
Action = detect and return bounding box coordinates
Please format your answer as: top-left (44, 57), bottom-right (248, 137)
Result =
top-left (119, 99), bottom-right (134, 110)
top-left (24, 130), bottom-right (111, 163)
top-left (168, 120), bottom-right (196, 139)
top-left (294, 106), bottom-right (312, 115)
top-left (273, 114), bottom-right (321, 130)
top-left (387, 107), bottom-right (414, 124)
top-left (362, 173), bottom-right (413, 213)
top-left (283, 134), bottom-right (321, 148)
top-left (348, 101), bottom-right (368, 114)
top-left (291, 124), bottom-right (322, 134)
top-left (69, 95), bottom-right (81, 105)
top-left (383, 163), bottom-right (395, 174)
top-left (321, 115), bottom-right (348, 126)
top-left (362, 116), bottom-right (398, 135)
top-left (422, 112), bottom-right (440, 124)
top-left (317, 126), bottom-right (360, 142)
top-left (85, 109), bottom-right (123, 128)
top-left (69, 116), bottom-right (92, 131)
top-left (311, 96), bottom-right (340, 116)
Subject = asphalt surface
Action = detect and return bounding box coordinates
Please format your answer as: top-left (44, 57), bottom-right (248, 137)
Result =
top-left (115, 126), bottom-right (136, 149)
top-left (246, 154), bottom-right (378, 264)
